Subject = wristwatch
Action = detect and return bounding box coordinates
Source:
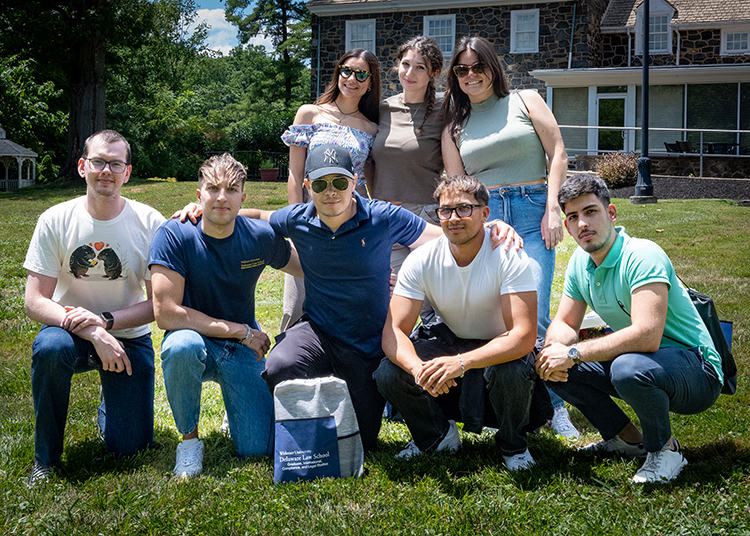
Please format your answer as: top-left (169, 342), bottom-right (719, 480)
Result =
top-left (568, 345), bottom-right (582, 366)
top-left (101, 311), bottom-right (114, 331)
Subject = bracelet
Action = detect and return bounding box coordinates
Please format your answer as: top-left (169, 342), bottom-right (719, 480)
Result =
top-left (238, 323), bottom-right (253, 345)
top-left (457, 353), bottom-right (465, 378)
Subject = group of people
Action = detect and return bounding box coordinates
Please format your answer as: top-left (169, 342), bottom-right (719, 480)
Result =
top-left (25, 35), bottom-right (725, 487)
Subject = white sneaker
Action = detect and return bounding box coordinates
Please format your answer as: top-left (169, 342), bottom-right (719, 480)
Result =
top-left (632, 439), bottom-right (687, 483)
top-left (548, 407), bottom-right (580, 439)
top-left (174, 439), bottom-right (204, 478)
top-left (503, 448), bottom-right (536, 471)
top-left (581, 434), bottom-right (646, 458)
top-left (220, 412), bottom-right (230, 436)
top-left (397, 421), bottom-right (461, 459)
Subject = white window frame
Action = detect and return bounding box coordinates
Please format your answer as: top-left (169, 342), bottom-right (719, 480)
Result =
top-left (424, 14), bottom-right (456, 57)
top-left (721, 27), bottom-right (750, 56)
top-left (510, 9), bottom-right (539, 54)
top-left (635, 1), bottom-right (673, 56)
top-left (345, 19), bottom-right (376, 53)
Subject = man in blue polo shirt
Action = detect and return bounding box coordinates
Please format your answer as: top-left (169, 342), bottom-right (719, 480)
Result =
top-left (535, 174), bottom-right (723, 483)
top-left (260, 144), bottom-right (442, 451)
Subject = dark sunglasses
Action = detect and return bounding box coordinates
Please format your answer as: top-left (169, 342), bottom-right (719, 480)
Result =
top-left (452, 62), bottom-right (487, 78)
top-left (435, 204), bottom-right (484, 220)
top-left (339, 65), bottom-right (371, 83)
top-left (310, 176), bottom-right (351, 194)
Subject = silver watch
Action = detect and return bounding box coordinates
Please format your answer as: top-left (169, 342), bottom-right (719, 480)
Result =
top-left (568, 346), bottom-right (582, 366)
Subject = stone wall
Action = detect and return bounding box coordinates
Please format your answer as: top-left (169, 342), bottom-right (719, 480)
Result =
top-left (601, 29), bottom-right (750, 68)
top-left (310, 0), bottom-right (609, 101)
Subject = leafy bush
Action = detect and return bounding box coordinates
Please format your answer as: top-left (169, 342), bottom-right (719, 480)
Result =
top-left (36, 154), bottom-right (60, 183)
top-left (596, 151), bottom-right (639, 189)
top-left (232, 111), bottom-right (295, 153)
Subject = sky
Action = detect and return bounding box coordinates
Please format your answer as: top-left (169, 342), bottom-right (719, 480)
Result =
top-left (192, 1), bottom-right (273, 55)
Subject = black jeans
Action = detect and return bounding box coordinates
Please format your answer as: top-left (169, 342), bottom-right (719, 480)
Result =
top-left (263, 317), bottom-right (385, 452)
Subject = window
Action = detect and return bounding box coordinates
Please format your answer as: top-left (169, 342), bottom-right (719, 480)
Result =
top-left (346, 20), bottom-right (375, 53)
top-left (634, 0), bottom-right (673, 55)
top-left (722, 29), bottom-right (750, 55)
top-left (649, 15), bottom-right (669, 52)
top-left (424, 15), bottom-right (455, 56)
top-left (511, 9), bottom-right (539, 53)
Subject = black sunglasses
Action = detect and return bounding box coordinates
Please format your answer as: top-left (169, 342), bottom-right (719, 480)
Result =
top-left (435, 204), bottom-right (484, 220)
top-left (452, 62), bottom-right (487, 78)
top-left (339, 65), bottom-right (371, 83)
top-left (310, 176), bottom-right (351, 194)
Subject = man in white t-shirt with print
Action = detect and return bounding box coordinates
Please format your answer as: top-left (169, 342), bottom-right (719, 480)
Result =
top-left (24, 130), bottom-right (165, 486)
top-left (374, 174), bottom-right (551, 471)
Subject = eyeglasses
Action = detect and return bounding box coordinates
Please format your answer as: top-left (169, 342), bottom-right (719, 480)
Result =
top-left (339, 65), bottom-right (371, 83)
top-left (435, 204), bottom-right (484, 220)
top-left (310, 176), bottom-right (351, 194)
top-left (452, 62), bottom-right (487, 78)
top-left (85, 158), bottom-right (128, 174)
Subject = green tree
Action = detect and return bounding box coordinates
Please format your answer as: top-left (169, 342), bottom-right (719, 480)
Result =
top-left (225, 0), bottom-right (311, 105)
top-left (0, 0), bottom-right (177, 179)
top-left (0, 56), bottom-right (67, 154)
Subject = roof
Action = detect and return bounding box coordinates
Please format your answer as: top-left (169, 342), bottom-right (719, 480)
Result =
top-left (602, 0), bottom-right (750, 28)
top-left (0, 129), bottom-right (38, 158)
top-left (307, 0), bottom-right (544, 15)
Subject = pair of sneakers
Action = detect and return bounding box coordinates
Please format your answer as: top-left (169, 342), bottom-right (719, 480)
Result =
top-left (397, 422), bottom-right (536, 472)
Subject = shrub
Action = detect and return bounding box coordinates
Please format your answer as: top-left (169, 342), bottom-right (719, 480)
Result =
top-left (596, 151), bottom-right (639, 189)
top-left (36, 153), bottom-right (60, 183)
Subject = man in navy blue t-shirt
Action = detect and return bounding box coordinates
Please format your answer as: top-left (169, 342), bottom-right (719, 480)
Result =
top-left (150, 153), bottom-right (302, 477)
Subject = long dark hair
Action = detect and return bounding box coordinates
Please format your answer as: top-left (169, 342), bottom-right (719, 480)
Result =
top-left (441, 36), bottom-right (510, 142)
top-left (396, 36), bottom-right (443, 136)
top-left (316, 48), bottom-right (381, 124)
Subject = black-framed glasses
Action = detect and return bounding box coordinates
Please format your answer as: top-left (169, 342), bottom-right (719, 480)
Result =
top-left (452, 62), bottom-right (486, 79)
top-left (85, 158), bottom-right (128, 174)
top-left (339, 65), bottom-right (371, 83)
top-left (310, 176), bottom-right (351, 194)
top-left (435, 204), bottom-right (484, 220)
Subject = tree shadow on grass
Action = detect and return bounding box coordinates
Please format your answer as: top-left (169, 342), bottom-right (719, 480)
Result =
top-left (59, 426), bottom-right (273, 485)
top-left (369, 432), bottom-right (750, 498)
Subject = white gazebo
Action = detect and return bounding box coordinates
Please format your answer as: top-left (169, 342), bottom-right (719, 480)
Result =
top-left (0, 127), bottom-right (37, 191)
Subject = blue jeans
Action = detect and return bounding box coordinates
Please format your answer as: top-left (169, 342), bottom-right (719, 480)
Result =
top-left (547, 346), bottom-right (722, 452)
top-left (487, 184), bottom-right (554, 338)
top-left (31, 326), bottom-right (155, 467)
top-left (488, 184), bottom-right (564, 410)
top-left (161, 330), bottom-right (274, 457)
top-left (373, 332), bottom-right (542, 456)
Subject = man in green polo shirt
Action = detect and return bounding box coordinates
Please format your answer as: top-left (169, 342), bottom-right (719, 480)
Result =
top-left (535, 174), bottom-right (723, 483)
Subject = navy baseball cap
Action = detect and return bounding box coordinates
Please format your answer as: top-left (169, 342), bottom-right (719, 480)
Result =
top-left (305, 144), bottom-right (355, 181)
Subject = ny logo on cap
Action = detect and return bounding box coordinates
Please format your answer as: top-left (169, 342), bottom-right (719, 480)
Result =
top-left (323, 148), bottom-right (339, 165)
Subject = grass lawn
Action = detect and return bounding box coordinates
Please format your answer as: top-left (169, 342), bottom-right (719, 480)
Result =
top-left (1, 179), bottom-right (748, 535)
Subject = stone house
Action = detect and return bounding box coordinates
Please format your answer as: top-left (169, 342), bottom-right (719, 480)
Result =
top-left (306, 0), bottom-right (750, 163)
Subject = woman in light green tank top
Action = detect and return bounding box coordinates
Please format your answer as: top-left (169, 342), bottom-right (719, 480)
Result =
top-left (441, 36), bottom-right (578, 440)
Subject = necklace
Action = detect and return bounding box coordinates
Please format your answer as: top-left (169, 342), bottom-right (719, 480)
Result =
top-left (401, 95), bottom-right (423, 123)
top-left (407, 102), bottom-right (423, 124)
top-left (333, 100), bottom-right (359, 123)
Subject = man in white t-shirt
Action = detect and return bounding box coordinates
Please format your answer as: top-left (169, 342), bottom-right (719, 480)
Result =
top-left (374, 174), bottom-right (551, 470)
top-left (23, 130), bottom-right (165, 486)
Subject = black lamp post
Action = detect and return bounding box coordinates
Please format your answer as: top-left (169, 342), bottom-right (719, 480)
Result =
top-left (631, 0), bottom-right (657, 204)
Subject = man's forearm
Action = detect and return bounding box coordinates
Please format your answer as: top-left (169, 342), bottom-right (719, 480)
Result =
top-left (154, 304), bottom-right (245, 340)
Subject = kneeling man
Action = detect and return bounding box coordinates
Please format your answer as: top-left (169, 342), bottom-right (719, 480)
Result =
top-left (375, 175), bottom-right (550, 470)
top-left (536, 174), bottom-right (723, 483)
top-left (150, 153), bottom-right (301, 477)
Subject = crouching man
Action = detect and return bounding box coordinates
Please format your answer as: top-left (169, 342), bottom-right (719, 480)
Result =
top-left (374, 175), bottom-right (551, 470)
top-left (150, 153), bottom-right (302, 477)
top-left (536, 174), bottom-right (722, 483)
